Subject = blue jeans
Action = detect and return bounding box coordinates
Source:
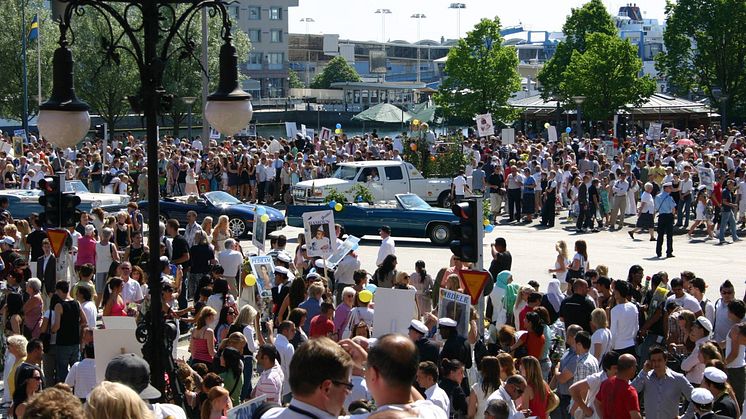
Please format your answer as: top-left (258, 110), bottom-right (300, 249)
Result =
top-left (91, 179), bottom-right (101, 193)
top-left (676, 195), bottom-right (692, 226)
top-left (240, 354), bottom-right (254, 400)
top-left (719, 211), bottom-right (738, 242)
top-left (55, 344), bottom-right (80, 383)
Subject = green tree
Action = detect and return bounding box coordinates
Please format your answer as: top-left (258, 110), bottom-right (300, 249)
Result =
top-left (434, 17), bottom-right (520, 122)
top-left (310, 56), bottom-right (361, 89)
top-left (0, 0), bottom-right (56, 122)
top-left (656, 0), bottom-right (746, 119)
top-left (538, 0), bottom-right (616, 101)
top-left (288, 69), bottom-right (304, 89)
top-left (561, 33), bottom-right (656, 124)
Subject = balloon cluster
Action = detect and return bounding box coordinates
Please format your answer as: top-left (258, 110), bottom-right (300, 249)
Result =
top-left (483, 218), bottom-right (494, 233)
top-left (335, 123), bottom-right (342, 135)
top-left (565, 127), bottom-right (572, 134)
top-left (256, 206), bottom-right (270, 223)
top-left (328, 200), bottom-right (343, 212)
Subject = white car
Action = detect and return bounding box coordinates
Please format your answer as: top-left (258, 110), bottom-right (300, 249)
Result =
top-left (2, 180), bottom-right (130, 220)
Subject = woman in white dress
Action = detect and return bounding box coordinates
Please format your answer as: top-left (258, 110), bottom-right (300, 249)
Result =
top-left (212, 215), bottom-right (231, 252)
top-left (410, 260), bottom-right (434, 315)
top-left (548, 240), bottom-right (569, 292)
top-left (687, 187), bottom-right (715, 239)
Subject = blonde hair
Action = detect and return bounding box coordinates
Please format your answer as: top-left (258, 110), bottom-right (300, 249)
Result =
top-left (596, 265), bottom-right (609, 277)
top-left (234, 304), bottom-right (257, 326)
top-left (7, 335), bottom-right (28, 357)
top-left (394, 271), bottom-right (410, 286)
top-left (195, 306), bottom-right (217, 329)
top-left (200, 386), bottom-right (230, 419)
top-left (445, 274), bottom-right (460, 291)
top-left (591, 308), bottom-right (608, 329)
top-left (215, 215), bottom-right (229, 232)
top-left (555, 240), bottom-right (568, 259)
top-left (85, 381), bottom-right (153, 419)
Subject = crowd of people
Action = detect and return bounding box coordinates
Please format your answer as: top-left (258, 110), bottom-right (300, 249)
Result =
top-left (0, 122), bottom-right (742, 418)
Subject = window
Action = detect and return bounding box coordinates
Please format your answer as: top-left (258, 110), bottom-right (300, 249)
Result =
top-left (270, 29), bottom-right (282, 43)
top-left (266, 52), bottom-right (284, 64)
top-left (269, 7), bottom-right (282, 20)
top-left (385, 166), bottom-right (403, 181)
top-left (247, 52), bottom-right (262, 70)
top-left (248, 6), bottom-right (260, 20)
top-left (230, 6), bottom-right (240, 20)
top-left (248, 29), bottom-right (261, 43)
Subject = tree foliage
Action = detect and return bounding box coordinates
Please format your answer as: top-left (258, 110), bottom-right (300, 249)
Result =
top-left (434, 17), bottom-right (520, 122)
top-left (538, 0), bottom-right (616, 101)
top-left (561, 33), bottom-right (656, 122)
top-left (288, 69), bottom-right (304, 89)
top-left (0, 0), bottom-right (56, 122)
top-left (656, 0), bottom-right (746, 118)
top-left (310, 56), bottom-right (361, 89)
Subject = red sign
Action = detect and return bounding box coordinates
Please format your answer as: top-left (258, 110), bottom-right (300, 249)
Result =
top-left (47, 229), bottom-right (69, 259)
top-left (459, 270), bottom-right (492, 305)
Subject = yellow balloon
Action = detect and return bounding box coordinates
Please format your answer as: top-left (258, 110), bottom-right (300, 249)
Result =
top-left (412, 119), bottom-right (420, 126)
top-left (335, 128), bottom-right (342, 134)
top-left (483, 219), bottom-right (490, 226)
top-left (260, 214), bottom-right (269, 223)
top-left (334, 203), bottom-right (343, 211)
top-left (544, 122), bottom-right (550, 129)
top-left (244, 274), bottom-right (257, 287)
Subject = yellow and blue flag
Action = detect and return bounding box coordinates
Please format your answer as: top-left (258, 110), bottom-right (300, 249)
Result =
top-left (28, 14), bottom-right (39, 43)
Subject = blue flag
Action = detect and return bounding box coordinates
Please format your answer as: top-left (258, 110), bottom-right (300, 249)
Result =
top-left (28, 14), bottom-right (39, 43)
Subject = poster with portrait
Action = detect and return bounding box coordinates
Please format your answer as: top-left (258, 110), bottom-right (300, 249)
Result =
top-left (249, 255), bottom-right (275, 292)
top-left (285, 122), bottom-right (298, 138)
top-left (252, 215), bottom-right (267, 253)
top-left (647, 122), bottom-right (662, 141)
top-left (302, 210), bottom-right (336, 258)
top-left (326, 235), bottom-right (360, 269)
top-left (437, 289), bottom-right (471, 338)
top-left (476, 113), bottom-right (495, 137)
top-left (320, 127), bottom-right (331, 140)
top-left (548, 126), bottom-right (558, 142)
top-left (12, 136), bottom-right (23, 157)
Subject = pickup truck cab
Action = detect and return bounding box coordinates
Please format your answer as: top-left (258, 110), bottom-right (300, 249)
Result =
top-left (291, 160), bottom-right (454, 207)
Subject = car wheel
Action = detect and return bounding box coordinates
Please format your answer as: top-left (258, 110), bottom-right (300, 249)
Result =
top-left (437, 191), bottom-right (452, 208)
top-left (428, 223), bottom-right (452, 245)
top-left (228, 218), bottom-right (246, 237)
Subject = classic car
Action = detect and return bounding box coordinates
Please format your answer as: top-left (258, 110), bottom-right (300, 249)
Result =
top-left (286, 193), bottom-right (458, 245)
top-left (2, 180), bottom-right (131, 221)
top-left (138, 191), bottom-right (285, 238)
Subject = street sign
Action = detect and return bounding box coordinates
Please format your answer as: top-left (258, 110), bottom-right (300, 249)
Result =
top-left (459, 269), bottom-right (492, 305)
top-left (47, 228), bottom-right (69, 259)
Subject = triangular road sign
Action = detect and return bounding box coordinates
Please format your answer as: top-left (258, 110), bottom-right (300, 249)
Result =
top-left (459, 269), bottom-right (492, 305)
top-left (47, 229), bottom-right (69, 259)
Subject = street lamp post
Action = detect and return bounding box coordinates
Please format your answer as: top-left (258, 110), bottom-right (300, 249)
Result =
top-left (448, 3), bottom-right (466, 39)
top-left (572, 96), bottom-right (586, 139)
top-left (182, 96), bottom-right (197, 141)
top-left (374, 9), bottom-right (392, 43)
top-left (410, 13), bottom-right (426, 83)
top-left (39, 0), bottom-right (252, 401)
top-left (712, 87), bottom-right (728, 133)
top-left (299, 18), bottom-right (315, 87)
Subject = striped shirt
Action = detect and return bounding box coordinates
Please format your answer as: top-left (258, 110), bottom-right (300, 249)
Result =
top-left (253, 362), bottom-right (284, 403)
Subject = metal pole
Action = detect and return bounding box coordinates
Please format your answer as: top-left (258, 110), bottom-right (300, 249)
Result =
top-left (37, 14), bottom-right (42, 107)
top-left (475, 198), bottom-right (485, 337)
top-left (102, 123), bottom-right (108, 172)
top-left (187, 103), bottom-right (193, 141)
top-left (457, 7), bottom-right (461, 39)
top-left (21, 0), bottom-right (30, 137)
top-left (142, 0), bottom-right (165, 396)
top-left (576, 105), bottom-right (582, 139)
top-left (200, 8), bottom-right (209, 146)
top-left (416, 19), bottom-right (421, 83)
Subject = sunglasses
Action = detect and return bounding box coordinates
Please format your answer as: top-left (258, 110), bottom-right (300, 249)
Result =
top-left (331, 380), bottom-right (354, 391)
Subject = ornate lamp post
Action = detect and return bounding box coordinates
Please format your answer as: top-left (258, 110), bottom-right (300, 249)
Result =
top-left (181, 97), bottom-right (197, 141)
top-left (39, 0), bottom-right (252, 401)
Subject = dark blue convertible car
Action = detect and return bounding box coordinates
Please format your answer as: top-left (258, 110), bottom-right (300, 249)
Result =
top-left (286, 193), bottom-right (458, 245)
top-left (139, 191), bottom-right (285, 238)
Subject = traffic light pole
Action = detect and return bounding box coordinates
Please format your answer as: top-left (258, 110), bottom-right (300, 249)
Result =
top-left (475, 198), bottom-right (485, 338)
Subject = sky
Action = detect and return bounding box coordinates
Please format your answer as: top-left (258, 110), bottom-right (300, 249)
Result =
top-left (288, 0), bottom-right (668, 42)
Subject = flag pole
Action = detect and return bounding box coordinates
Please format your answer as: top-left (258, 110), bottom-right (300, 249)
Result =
top-left (21, 0), bottom-right (30, 138)
top-left (37, 15), bottom-right (41, 107)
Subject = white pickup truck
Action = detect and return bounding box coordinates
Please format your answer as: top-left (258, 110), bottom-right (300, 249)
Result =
top-left (291, 160), bottom-right (455, 207)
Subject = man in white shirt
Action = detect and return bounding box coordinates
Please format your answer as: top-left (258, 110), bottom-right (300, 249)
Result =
top-left (376, 225), bottom-right (395, 267)
top-left (272, 321), bottom-right (296, 404)
top-left (666, 278), bottom-right (704, 317)
top-left (416, 361), bottom-right (450, 415)
top-left (65, 344), bottom-right (97, 399)
top-left (217, 238), bottom-right (243, 292)
top-left (253, 344), bottom-right (284, 403)
top-left (451, 170), bottom-right (470, 202)
top-left (119, 262), bottom-right (144, 305)
top-left (183, 211), bottom-right (202, 248)
top-left (486, 375), bottom-right (528, 419)
top-left (609, 281), bottom-right (639, 356)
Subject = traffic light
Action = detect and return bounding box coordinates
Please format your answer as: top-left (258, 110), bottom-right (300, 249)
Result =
top-left (95, 124), bottom-right (105, 139)
top-left (60, 193), bottom-right (81, 228)
top-left (38, 176), bottom-right (62, 227)
top-left (450, 200), bottom-right (479, 263)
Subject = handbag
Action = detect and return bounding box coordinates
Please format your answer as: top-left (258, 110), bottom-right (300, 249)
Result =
top-left (566, 256), bottom-right (585, 282)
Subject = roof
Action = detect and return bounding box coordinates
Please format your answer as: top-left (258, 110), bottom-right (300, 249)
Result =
top-left (339, 161), bottom-right (407, 167)
top-left (508, 93), bottom-right (716, 116)
top-left (330, 81), bottom-right (426, 90)
top-left (352, 103), bottom-right (413, 123)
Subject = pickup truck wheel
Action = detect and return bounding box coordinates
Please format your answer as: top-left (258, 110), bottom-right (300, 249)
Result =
top-left (428, 223), bottom-right (452, 245)
top-left (229, 218), bottom-right (247, 237)
top-left (437, 191), bottom-right (452, 208)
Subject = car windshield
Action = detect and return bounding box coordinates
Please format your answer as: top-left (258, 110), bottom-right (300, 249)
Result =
top-left (332, 166), bottom-right (359, 181)
top-left (64, 180), bottom-right (89, 194)
top-left (205, 191), bottom-right (242, 206)
top-left (397, 194), bottom-right (431, 210)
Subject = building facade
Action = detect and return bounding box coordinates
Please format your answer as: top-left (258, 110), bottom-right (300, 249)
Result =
top-left (232, 0), bottom-right (299, 99)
